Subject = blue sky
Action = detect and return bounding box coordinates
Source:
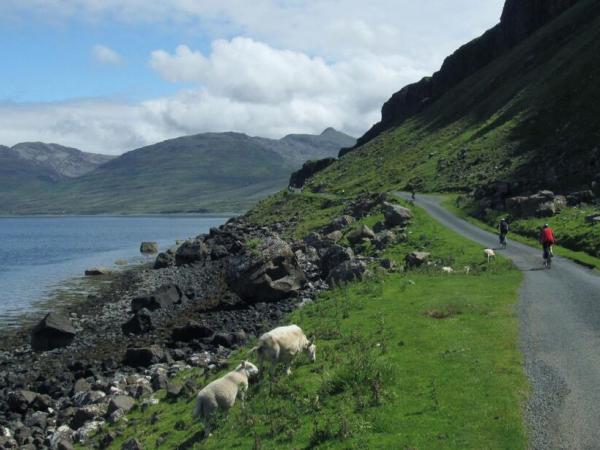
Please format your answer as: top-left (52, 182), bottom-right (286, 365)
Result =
top-left (0, 1), bottom-right (505, 154)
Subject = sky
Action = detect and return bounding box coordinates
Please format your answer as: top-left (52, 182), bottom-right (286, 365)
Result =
top-left (0, 0), bottom-right (505, 155)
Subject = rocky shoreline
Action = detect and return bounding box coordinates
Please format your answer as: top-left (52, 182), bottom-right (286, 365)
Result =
top-left (0, 194), bottom-right (411, 449)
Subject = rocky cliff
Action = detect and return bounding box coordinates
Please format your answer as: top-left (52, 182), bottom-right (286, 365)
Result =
top-left (342, 0), bottom-right (580, 155)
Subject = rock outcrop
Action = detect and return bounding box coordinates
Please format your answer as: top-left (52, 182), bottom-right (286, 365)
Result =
top-left (288, 157), bottom-right (336, 189)
top-left (505, 190), bottom-right (567, 217)
top-left (227, 236), bottom-right (306, 302)
top-left (343, 0), bottom-right (580, 155)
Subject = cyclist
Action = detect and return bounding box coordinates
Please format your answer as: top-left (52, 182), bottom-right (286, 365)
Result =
top-left (539, 224), bottom-right (556, 268)
top-left (498, 218), bottom-right (509, 249)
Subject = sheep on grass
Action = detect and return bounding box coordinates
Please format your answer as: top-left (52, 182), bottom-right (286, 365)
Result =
top-left (484, 248), bottom-right (496, 263)
top-left (249, 325), bottom-right (316, 376)
top-left (193, 361), bottom-right (259, 437)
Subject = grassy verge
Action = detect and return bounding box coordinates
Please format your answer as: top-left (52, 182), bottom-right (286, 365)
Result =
top-left (442, 195), bottom-right (600, 270)
top-left (92, 198), bottom-right (528, 450)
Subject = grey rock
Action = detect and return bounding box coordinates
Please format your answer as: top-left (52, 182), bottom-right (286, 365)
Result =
top-left (131, 284), bottom-right (184, 313)
top-left (405, 251), bottom-right (430, 268)
top-left (346, 224), bottom-right (376, 245)
top-left (107, 395), bottom-right (135, 415)
top-left (382, 202), bottom-right (412, 227)
top-left (139, 242), bottom-right (158, 254)
top-left (31, 313), bottom-right (76, 352)
top-left (327, 260), bottom-right (367, 285)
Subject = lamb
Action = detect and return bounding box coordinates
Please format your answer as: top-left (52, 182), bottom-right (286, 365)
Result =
top-left (250, 325), bottom-right (316, 376)
top-left (441, 266), bottom-right (454, 274)
top-left (193, 361), bottom-right (259, 436)
top-left (463, 265), bottom-right (471, 275)
top-left (484, 248), bottom-right (496, 263)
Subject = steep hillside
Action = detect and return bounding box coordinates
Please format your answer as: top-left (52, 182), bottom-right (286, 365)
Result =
top-left (308, 0), bottom-right (599, 199)
top-left (0, 129), bottom-right (354, 214)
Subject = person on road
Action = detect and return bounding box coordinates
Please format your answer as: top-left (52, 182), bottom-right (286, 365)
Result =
top-left (539, 224), bottom-right (556, 267)
top-left (498, 218), bottom-right (509, 249)
top-left (411, 189), bottom-right (416, 201)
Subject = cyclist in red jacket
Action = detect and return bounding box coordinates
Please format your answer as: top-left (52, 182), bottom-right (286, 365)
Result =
top-left (539, 224), bottom-right (555, 268)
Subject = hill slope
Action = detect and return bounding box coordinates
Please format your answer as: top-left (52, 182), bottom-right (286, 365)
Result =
top-left (0, 143), bottom-right (114, 190)
top-left (0, 129), bottom-right (354, 214)
top-left (306, 0), bottom-right (599, 198)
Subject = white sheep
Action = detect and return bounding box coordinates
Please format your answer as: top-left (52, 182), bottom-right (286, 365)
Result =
top-left (193, 361), bottom-right (259, 436)
top-left (463, 265), bottom-right (471, 275)
top-left (441, 266), bottom-right (454, 274)
top-left (484, 248), bottom-right (496, 263)
top-left (250, 325), bottom-right (316, 376)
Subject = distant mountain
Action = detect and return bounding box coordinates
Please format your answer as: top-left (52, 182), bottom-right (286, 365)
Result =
top-left (0, 142), bottom-right (115, 193)
top-left (11, 142), bottom-right (115, 178)
top-left (0, 129), bottom-right (355, 214)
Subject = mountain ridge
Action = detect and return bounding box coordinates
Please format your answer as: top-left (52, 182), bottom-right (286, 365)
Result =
top-left (0, 128), bottom-right (355, 214)
top-left (343, 0), bottom-right (582, 155)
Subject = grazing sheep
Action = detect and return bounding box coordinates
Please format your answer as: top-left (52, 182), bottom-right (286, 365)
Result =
top-left (484, 249), bottom-right (496, 263)
top-left (441, 266), bottom-right (454, 274)
top-left (250, 325), bottom-right (316, 375)
top-left (464, 266), bottom-right (471, 275)
top-left (193, 361), bottom-right (259, 436)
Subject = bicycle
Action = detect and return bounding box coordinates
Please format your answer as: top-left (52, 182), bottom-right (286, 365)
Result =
top-left (543, 244), bottom-right (553, 269)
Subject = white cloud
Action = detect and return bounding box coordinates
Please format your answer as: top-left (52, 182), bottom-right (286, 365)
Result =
top-left (0, 1), bottom-right (506, 154)
top-left (92, 44), bottom-right (123, 65)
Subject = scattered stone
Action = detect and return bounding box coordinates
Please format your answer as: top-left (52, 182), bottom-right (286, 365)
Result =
top-left (140, 242), bottom-right (158, 254)
top-left (346, 224), bottom-right (376, 245)
top-left (171, 322), bottom-right (215, 342)
top-left (324, 230), bottom-right (343, 242)
top-left (382, 202), bottom-right (412, 227)
top-left (405, 252), bottom-right (430, 268)
top-left (175, 239), bottom-right (208, 266)
top-left (7, 390), bottom-right (38, 413)
top-left (122, 437), bottom-right (144, 450)
top-left (166, 383), bottom-right (183, 400)
top-left (379, 258), bottom-right (396, 270)
top-left (320, 245), bottom-right (354, 277)
top-left (327, 260), bottom-right (367, 285)
top-left (124, 346), bottom-right (169, 368)
top-left (131, 284), bottom-right (184, 313)
top-left (505, 191), bottom-right (566, 218)
top-left (212, 331), bottom-right (247, 348)
top-left (31, 313), bottom-right (76, 351)
top-left (374, 230), bottom-right (397, 250)
top-left (154, 252), bottom-right (175, 269)
top-left (84, 267), bottom-right (111, 276)
top-left (121, 308), bottom-right (154, 335)
top-left (108, 395), bottom-right (135, 415)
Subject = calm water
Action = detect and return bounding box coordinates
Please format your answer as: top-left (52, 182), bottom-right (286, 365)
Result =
top-left (0, 215), bottom-right (229, 326)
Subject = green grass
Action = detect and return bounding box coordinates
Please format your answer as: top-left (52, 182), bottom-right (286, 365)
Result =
top-left (441, 195), bottom-right (600, 271)
top-left (93, 200), bottom-right (528, 450)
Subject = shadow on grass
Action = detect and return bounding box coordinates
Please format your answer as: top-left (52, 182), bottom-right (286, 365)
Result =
top-left (176, 430), bottom-right (205, 450)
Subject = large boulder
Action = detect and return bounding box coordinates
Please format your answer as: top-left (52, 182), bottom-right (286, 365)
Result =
top-left (139, 242), bottom-right (158, 254)
top-left (374, 230), bottom-right (397, 250)
top-left (31, 313), bottom-right (76, 352)
top-left (382, 202), bottom-right (412, 227)
top-left (327, 260), bottom-right (367, 285)
top-left (320, 245), bottom-right (354, 277)
top-left (175, 239), bottom-right (208, 266)
top-left (345, 193), bottom-right (386, 218)
top-left (124, 346), bottom-right (169, 368)
top-left (346, 225), bottom-right (376, 245)
top-left (505, 191), bottom-right (566, 217)
top-left (227, 236), bottom-right (306, 302)
top-left (131, 285), bottom-right (184, 313)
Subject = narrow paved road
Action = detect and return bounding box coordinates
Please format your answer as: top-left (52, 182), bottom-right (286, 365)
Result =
top-left (399, 194), bottom-right (600, 449)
